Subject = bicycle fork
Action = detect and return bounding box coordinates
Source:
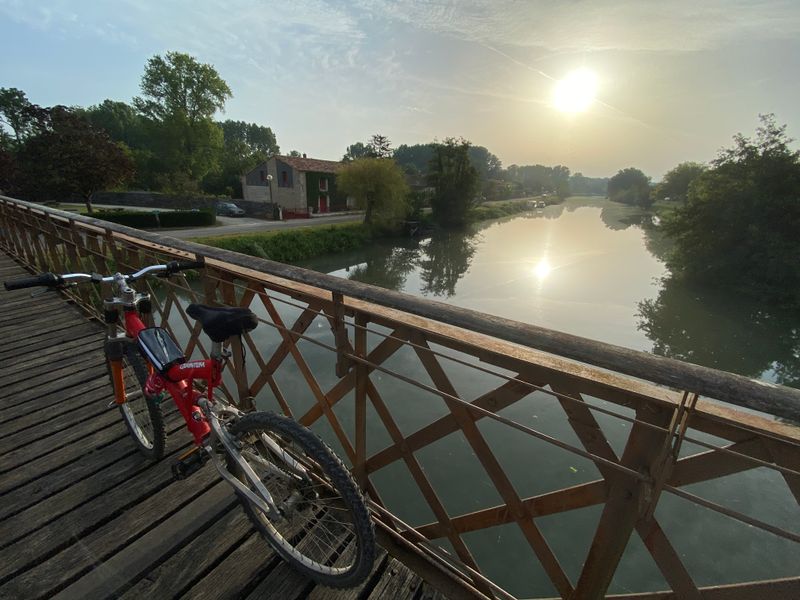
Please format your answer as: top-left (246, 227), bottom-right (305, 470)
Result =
top-left (198, 399), bottom-right (307, 522)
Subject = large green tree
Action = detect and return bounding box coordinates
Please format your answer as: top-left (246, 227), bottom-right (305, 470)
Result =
top-left (205, 119), bottom-right (279, 196)
top-left (427, 138), bottom-right (480, 227)
top-left (16, 106), bottom-right (134, 212)
top-left (607, 167), bottom-right (652, 208)
top-left (664, 115), bottom-right (800, 304)
top-left (134, 52), bottom-right (231, 186)
top-left (653, 162), bottom-right (706, 203)
top-left (337, 158), bottom-right (409, 226)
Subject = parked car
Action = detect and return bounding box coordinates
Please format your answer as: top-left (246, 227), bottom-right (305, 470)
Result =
top-left (216, 202), bottom-right (245, 217)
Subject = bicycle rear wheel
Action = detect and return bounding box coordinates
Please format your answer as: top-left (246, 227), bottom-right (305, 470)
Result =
top-left (227, 412), bottom-right (375, 588)
top-left (108, 344), bottom-right (165, 460)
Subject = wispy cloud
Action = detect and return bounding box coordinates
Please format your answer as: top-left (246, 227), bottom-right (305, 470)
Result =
top-left (354, 0), bottom-right (800, 52)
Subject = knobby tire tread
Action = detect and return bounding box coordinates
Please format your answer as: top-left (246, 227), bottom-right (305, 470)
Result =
top-left (228, 411), bottom-right (376, 588)
top-left (108, 344), bottom-right (166, 461)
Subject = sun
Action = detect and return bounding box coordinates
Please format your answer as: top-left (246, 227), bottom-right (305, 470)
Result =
top-left (553, 68), bottom-right (598, 113)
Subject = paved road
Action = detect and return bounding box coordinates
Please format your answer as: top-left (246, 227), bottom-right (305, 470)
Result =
top-left (163, 213), bottom-right (363, 240)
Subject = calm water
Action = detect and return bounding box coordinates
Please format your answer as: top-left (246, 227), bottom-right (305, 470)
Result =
top-left (174, 197), bottom-right (799, 597)
top-left (295, 197), bottom-right (799, 596)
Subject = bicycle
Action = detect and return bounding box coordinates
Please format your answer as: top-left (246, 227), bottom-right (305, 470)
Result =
top-left (4, 261), bottom-right (376, 588)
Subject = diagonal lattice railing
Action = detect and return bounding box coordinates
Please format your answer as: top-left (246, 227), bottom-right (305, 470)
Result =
top-left (1, 195), bottom-right (799, 600)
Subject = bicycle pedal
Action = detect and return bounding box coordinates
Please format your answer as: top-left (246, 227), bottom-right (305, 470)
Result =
top-left (172, 447), bottom-right (209, 481)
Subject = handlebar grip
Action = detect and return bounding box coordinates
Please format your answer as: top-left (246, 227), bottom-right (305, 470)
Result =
top-left (165, 260), bottom-right (205, 275)
top-left (4, 272), bottom-right (62, 291)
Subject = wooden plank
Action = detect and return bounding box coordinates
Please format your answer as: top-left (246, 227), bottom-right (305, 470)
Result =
top-left (0, 322), bottom-right (99, 361)
top-left (0, 416), bottom-right (128, 494)
top-left (0, 400), bottom-right (119, 462)
top-left (0, 331), bottom-right (102, 371)
top-left (367, 558), bottom-right (421, 599)
top-left (0, 364), bottom-right (107, 407)
top-left (306, 549), bottom-right (389, 600)
top-left (118, 509), bottom-right (254, 599)
top-left (0, 428), bottom-right (192, 582)
top-left (0, 437), bottom-right (192, 546)
top-left (52, 482), bottom-right (237, 600)
top-left (1, 469), bottom-right (227, 597)
top-left (2, 353), bottom-right (106, 398)
top-left (0, 436), bottom-right (135, 522)
top-left (243, 560), bottom-right (311, 600)
top-left (0, 374), bottom-right (108, 426)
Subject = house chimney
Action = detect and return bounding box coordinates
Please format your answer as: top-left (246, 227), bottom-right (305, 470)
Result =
top-left (302, 153), bottom-right (307, 158)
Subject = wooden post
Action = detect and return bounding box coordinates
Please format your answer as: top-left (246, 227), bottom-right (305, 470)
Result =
top-left (354, 312), bottom-right (368, 488)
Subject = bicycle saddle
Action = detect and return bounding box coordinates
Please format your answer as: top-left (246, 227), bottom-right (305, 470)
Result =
top-left (186, 304), bottom-right (258, 343)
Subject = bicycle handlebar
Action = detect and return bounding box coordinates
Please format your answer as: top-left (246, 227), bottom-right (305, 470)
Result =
top-left (3, 260), bottom-right (204, 291)
top-left (3, 272), bottom-right (63, 290)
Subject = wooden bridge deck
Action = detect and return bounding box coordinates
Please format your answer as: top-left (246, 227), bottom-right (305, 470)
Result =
top-left (0, 252), bottom-right (445, 600)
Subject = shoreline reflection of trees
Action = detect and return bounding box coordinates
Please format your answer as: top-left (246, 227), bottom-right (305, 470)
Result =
top-left (417, 229), bottom-right (478, 297)
top-left (313, 228), bottom-right (479, 298)
top-left (637, 277), bottom-right (800, 388)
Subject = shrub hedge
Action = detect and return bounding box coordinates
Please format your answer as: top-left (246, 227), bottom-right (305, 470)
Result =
top-left (93, 209), bottom-right (216, 228)
top-left (194, 224), bottom-right (372, 263)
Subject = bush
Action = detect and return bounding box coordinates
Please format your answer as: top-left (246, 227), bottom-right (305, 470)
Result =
top-left (194, 224), bottom-right (372, 263)
top-left (470, 199), bottom-right (534, 221)
top-left (93, 209), bottom-right (215, 228)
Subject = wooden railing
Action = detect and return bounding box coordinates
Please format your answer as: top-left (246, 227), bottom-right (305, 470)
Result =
top-left (1, 195), bottom-right (798, 600)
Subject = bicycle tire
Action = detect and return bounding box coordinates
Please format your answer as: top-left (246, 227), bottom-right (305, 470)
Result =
top-left (108, 344), bottom-right (166, 460)
top-left (227, 412), bottom-right (376, 588)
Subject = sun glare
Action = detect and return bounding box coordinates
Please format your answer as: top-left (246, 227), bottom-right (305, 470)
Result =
top-left (553, 68), bottom-right (598, 113)
top-left (533, 258), bottom-right (552, 280)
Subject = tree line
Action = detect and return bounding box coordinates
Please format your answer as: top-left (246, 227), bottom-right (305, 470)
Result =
top-left (608, 114), bottom-right (800, 307)
top-left (0, 49), bottom-right (607, 220)
top-left (0, 52), bottom-right (279, 211)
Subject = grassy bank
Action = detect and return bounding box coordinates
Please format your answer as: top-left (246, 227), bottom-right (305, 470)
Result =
top-left (470, 196), bottom-right (552, 221)
top-left (192, 223), bottom-right (373, 263)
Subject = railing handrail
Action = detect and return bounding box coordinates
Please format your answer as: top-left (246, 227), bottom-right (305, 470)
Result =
top-left (3, 194), bottom-right (799, 422)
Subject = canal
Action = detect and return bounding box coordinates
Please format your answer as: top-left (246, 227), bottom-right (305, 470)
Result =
top-left (172, 196), bottom-right (799, 597)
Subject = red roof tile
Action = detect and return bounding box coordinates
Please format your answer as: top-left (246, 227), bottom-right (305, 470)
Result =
top-left (276, 155), bottom-right (342, 173)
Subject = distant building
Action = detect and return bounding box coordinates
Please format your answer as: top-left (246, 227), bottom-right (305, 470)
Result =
top-left (241, 155), bottom-right (352, 214)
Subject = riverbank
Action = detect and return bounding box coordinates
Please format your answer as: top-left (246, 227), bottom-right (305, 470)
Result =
top-left (193, 196), bottom-right (552, 262)
top-left (192, 222), bottom-right (373, 263)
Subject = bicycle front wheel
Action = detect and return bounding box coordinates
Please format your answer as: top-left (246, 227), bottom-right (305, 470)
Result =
top-left (108, 344), bottom-right (165, 460)
top-left (227, 412), bottom-right (376, 588)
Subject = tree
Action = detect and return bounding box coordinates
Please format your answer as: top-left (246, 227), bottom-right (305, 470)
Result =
top-left (427, 138), bottom-right (480, 227)
top-left (0, 88), bottom-right (49, 149)
top-left (342, 142), bottom-right (372, 162)
top-left (337, 158), bottom-right (409, 226)
top-left (16, 106), bottom-right (134, 212)
top-left (80, 100), bottom-right (146, 148)
top-left (467, 146), bottom-right (502, 180)
top-left (289, 150), bottom-right (302, 157)
top-left (607, 167), bottom-right (652, 208)
top-left (205, 120), bottom-right (280, 196)
top-left (367, 134), bottom-right (392, 159)
top-left (134, 52), bottom-right (232, 123)
top-left (653, 162), bottom-right (706, 203)
top-left (663, 114), bottom-right (800, 304)
top-left (394, 143), bottom-right (435, 174)
top-left (133, 52), bottom-right (231, 184)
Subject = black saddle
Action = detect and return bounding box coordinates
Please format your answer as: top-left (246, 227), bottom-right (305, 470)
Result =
top-left (186, 304), bottom-right (258, 343)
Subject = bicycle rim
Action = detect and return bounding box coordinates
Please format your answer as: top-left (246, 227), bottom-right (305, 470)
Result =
top-left (231, 415), bottom-right (373, 582)
top-left (115, 347), bottom-right (161, 455)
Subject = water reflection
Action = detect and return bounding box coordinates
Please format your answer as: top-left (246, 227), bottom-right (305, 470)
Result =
top-left (417, 229), bottom-right (478, 297)
top-left (637, 277), bottom-right (800, 387)
top-left (296, 228), bottom-right (479, 298)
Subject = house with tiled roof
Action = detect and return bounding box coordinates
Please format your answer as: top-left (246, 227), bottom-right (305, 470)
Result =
top-left (241, 155), bottom-right (352, 215)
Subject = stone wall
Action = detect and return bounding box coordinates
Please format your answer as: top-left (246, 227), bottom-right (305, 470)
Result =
top-left (91, 191), bottom-right (277, 218)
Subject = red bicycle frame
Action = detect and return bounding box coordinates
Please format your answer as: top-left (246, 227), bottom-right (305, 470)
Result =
top-left (112, 309), bottom-right (222, 445)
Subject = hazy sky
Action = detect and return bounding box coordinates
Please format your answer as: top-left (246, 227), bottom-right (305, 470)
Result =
top-left (2, 0), bottom-right (799, 178)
